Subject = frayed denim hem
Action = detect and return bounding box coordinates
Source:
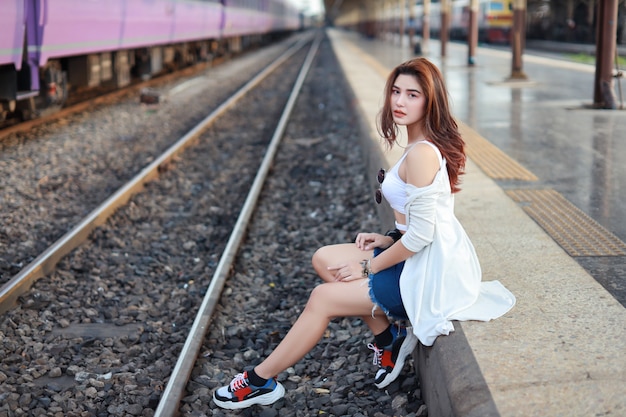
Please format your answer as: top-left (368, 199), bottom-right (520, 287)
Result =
top-left (368, 275), bottom-right (390, 318)
top-left (367, 247), bottom-right (409, 320)
top-left (368, 273), bottom-right (408, 320)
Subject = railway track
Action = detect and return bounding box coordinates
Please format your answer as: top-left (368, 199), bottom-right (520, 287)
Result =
top-left (0, 34), bottom-right (308, 288)
top-left (0, 34), bottom-right (314, 315)
top-left (6, 32), bottom-right (613, 417)
top-left (0, 32), bottom-right (322, 415)
top-left (154, 34), bottom-right (322, 415)
top-left (0, 29), bottom-right (426, 417)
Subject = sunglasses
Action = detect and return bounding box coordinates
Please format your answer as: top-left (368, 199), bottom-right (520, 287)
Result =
top-left (375, 168), bottom-right (385, 204)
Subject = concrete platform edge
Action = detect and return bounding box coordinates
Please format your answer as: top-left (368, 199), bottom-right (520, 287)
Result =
top-left (416, 323), bottom-right (499, 417)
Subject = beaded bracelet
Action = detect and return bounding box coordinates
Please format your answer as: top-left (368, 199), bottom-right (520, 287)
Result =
top-left (360, 259), bottom-right (370, 278)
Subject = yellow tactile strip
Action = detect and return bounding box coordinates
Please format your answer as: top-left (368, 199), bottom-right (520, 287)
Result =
top-left (506, 189), bottom-right (626, 256)
top-left (459, 123), bottom-right (539, 181)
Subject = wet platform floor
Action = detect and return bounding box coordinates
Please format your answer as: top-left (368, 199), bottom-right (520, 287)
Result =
top-left (327, 28), bottom-right (626, 417)
top-left (340, 31), bottom-right (626, 307)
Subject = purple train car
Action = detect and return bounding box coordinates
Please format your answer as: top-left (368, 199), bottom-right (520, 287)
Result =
top-left (0, 0), bottom-right (30, 116)
top-left (223, 0), bottom-right (300, 38)
top-left (0, 0), bottom-right (301, 122)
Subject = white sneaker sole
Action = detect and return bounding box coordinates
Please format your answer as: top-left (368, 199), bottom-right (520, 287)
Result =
top-left (213, 382), bottom-right (286, 410)
top-left (375, 329), bottom-right (418, 389)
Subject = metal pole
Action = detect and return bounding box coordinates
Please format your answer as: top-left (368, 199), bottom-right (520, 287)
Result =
top-left (383, 0), bottom-right (392, 39)
top-left (468, 0), bottom-right (479, 66)
top-left (376, 1), bottom-right (383, 39)
top-left (565, 0), bottom-right (575, 42)
top-left (400, 0), bottom-right (406, 46)
top-left (409, 0), bottom-right (416, 50)
top-left (423, 0), bottom-right (431, 54)
top-left (441, 0), bottom-right (450, 57)
top-left (383, 0), bottom-right (393, 39)
top-left (594, 0), bottom-right (619, 109)
top-left (510, 0), bottom-right (527, 79)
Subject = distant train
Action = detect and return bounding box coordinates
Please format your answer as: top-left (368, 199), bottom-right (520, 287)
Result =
top-left (334, 0), bottom-right (513, 45)
top-left (426, 0), bottom-right (513, 44)
top-left (0, 0), bottom-right (302, 122)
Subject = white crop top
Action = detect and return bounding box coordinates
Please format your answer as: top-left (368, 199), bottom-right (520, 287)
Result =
top-left (380, 141), bottom-right (443, 231)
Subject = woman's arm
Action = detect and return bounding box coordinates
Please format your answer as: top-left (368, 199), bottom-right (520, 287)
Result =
top-left (368, 143), bottom-right (441, 274)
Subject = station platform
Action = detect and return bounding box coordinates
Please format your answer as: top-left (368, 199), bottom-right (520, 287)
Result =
top-left (325, 29), bottom-right (626, 417)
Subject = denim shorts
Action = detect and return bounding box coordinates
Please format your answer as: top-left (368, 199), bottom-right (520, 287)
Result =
top-left (368, 247), bottom-right (408, 320)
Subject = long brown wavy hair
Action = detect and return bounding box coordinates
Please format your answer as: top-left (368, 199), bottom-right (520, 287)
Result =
top-left (377, 58), bottom-right (465, 193)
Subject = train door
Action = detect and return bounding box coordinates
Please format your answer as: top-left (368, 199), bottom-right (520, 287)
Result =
top-left (12, 0), bottom-right (47, 118)
top-left (0, 0), bottom-right (28, 120)
top-left (18, 0), bottom-right (68, 117)
top-left (19, 0), bottom-right (42, 101)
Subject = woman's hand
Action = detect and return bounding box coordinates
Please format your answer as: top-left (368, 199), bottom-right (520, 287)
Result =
top-left (354, 232), bottom-right (393, 251)
top-left (327, 260), bottom-right (364, 282)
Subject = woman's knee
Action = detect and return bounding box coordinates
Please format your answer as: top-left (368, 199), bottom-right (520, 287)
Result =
top-left (312, 246), bottom-right (334, 281)
top-left (312, 243), bottom-right (370, 283)
top-left (305, 284), bottom-right (333, 313)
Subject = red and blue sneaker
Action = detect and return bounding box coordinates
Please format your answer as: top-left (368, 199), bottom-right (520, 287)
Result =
top-left (368, 326), bottom-right (418, 389)
top-left (213, 371), bottom-right (285, 410)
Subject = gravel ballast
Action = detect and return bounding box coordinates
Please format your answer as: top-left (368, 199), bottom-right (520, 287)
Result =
top-left (0, 31), bottom-right (426, 417)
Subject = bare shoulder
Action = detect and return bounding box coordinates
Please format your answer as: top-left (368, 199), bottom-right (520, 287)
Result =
top-left (404, 142), bottom-right (440, 187)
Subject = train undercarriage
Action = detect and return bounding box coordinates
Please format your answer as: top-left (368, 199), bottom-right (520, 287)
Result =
top-left (0, 33), bottom-right (274, 125)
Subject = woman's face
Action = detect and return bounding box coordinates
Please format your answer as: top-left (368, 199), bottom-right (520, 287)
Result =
top-left (390, 74), bottom-right (426, 127)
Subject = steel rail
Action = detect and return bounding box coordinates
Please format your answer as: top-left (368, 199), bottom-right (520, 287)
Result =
top-left (0, 34), bottom-right (313, 316)
top-left (153, 32), bottom-right (323, 417)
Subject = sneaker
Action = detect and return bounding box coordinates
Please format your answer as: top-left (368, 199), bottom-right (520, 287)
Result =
top-left (213, 371), bottom-right (285, 410)
top-left (367, 326), bottom-right (418, 389)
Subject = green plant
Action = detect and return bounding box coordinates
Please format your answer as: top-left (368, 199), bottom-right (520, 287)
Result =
top-left (566, 53), bottom-right (626, 68)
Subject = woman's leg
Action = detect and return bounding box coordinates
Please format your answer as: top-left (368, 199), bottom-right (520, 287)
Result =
top-left (311, 243), bottom-right (389, 333)
top-left (312, 243), bottom-right (367, 283)
top-left (254, 278), bottom-right (389, 379)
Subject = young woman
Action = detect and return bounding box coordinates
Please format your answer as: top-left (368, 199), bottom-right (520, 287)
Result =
top-left (212, 57), bottom-right (515, 410)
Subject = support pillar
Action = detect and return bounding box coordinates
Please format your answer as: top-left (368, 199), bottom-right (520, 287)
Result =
top-left (399, 0), bottom-right (406, 46)
top-left (385, 0), bottom-right (391, 40)
top-left (594, 0), bottom-right (619, 109)
top-left (510, 0), bottom-right (527, 79)
top-left (440, 0), bottom-right (450, 57)
top-left (376, 1), bottom-right (384, 39)
top-left (467, 0), bottom-right (479, 66)
top-left (565, 0), bottom-right (575, 42)
top-left (409, 0), bottom-right (416, 50)
top-left (422, 0), bottom-right (431, 55)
